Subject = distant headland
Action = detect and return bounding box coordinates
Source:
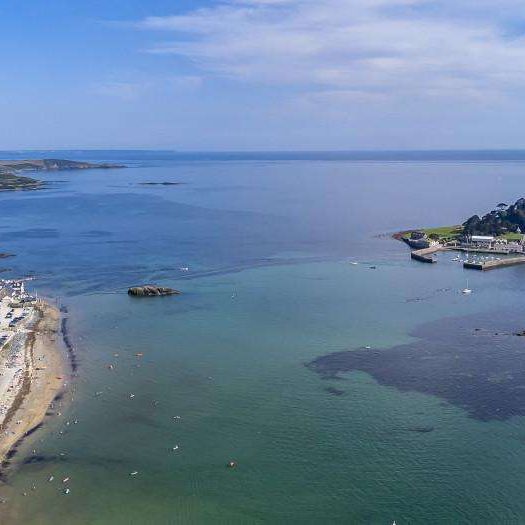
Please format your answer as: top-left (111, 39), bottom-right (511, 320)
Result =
top-left (396, 197), bottom-right (525, 270)
top-left (0, 159), bottom-right (125, 191)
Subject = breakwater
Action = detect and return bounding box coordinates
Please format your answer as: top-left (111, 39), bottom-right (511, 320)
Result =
top-left (406, 242), bottom-right (525, 272)
top-left (463, 256), bottom-right (525, 271)
top-left (410, 245), bottom-right (443, 263)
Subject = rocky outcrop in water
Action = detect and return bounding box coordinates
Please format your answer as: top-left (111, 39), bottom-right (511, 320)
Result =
top-left (128, 285), bottom-right (181, 297)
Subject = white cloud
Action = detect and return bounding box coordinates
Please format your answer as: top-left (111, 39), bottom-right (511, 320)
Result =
top-left (136, 0), bottom-right (525, 103)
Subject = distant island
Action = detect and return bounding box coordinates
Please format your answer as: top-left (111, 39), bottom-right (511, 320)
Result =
top-left (0, 158), bottom-right (124, 191)
top-left (138, 181), bottom-right (184, 186)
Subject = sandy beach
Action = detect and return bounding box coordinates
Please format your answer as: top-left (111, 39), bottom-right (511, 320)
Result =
top-left (0, 301), bottom-right (65, 467)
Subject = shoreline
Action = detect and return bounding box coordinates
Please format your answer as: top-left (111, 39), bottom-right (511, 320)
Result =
top-left (0, 301), bottom-right (66, 469)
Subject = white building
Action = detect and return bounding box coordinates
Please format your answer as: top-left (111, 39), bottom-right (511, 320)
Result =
top-left (470, 235), bottom-right (494, 247)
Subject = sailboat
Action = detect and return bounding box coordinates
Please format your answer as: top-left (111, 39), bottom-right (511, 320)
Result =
top-left (462, 279), bottom-right (472, 294)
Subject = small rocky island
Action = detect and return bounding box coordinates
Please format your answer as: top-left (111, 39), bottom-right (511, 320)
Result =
top-left (138, 182), bottom-right (184, 186)
top-left (0, 158), bottom-right (124, 191)
top-left (128, 285), bottom-right (181, 297)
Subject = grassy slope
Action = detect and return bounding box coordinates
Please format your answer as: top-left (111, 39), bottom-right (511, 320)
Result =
top-left (422, 225), bottom-right (462, 239)
top-left (415, 226), bottom-right (522, 242)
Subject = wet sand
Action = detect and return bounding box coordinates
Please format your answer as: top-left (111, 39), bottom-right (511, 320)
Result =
top-left (0, 303), bottom-right (65, 467)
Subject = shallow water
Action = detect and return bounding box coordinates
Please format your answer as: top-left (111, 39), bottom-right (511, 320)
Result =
top-left (1, 152), bottom-right (525, 522)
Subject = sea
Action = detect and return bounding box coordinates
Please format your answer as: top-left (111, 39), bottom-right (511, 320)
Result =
top-left (1, 150), bottom-right (525, 523)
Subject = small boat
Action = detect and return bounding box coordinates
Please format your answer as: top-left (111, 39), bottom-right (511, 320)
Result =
top-left (130, 471), bottom-right (138, 476)
top-left (462, 280), bottom-right (472, 294)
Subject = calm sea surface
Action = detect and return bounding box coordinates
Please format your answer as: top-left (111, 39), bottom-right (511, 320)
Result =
top-left (1, 151), bottom-right (525, 523)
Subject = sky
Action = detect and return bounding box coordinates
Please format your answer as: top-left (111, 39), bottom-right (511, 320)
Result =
top-left (1, 0), bottom-right (525, 150)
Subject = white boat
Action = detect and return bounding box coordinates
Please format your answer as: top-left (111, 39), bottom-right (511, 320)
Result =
top-left (462, 280), bottom-right (472, 294)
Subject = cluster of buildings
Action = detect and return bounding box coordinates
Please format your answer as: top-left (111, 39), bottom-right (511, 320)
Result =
top-left (0, 279), bottom-right (37, 305)
top-left (456, 235), bottom-right (525, 254)
top-left (404, 231), bottom-right (525, 254)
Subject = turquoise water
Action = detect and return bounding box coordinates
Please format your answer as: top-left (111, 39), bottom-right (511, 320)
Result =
top-left (2, 153), bottom-right (525, 522)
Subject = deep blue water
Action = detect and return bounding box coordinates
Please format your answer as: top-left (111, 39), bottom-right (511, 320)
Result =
top-left (1, 151), bottom-right (525, 523)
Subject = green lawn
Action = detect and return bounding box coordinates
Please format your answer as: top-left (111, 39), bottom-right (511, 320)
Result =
top-left (500, 232), bottom-right (524, 241)
top-left (422, 225), bottom-right (462, 239)
top-left (420, 226), bottom-right (522, 242)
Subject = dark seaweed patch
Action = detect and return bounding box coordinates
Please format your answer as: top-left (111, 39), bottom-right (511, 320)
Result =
top-left (5, 449), bottom-right (17, 461)
top-left (23, 455), bottom-right (52, 465)
top-left (60, 316), bottom-right (78, 372)
top-left (23, 423), bottom-right (43, 438)
top-left (307, 312), bottom-right (525, 422)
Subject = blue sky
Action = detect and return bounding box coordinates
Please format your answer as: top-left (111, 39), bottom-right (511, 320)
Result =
top-left (1, 0), bottom-right (525, 150)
